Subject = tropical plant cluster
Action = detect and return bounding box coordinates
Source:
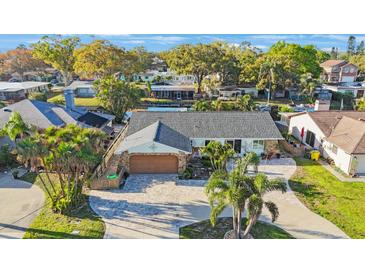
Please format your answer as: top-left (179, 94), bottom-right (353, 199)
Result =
top-left (1, 112), bottom-right (106, 213)
top-left (201, 141), bottom-right (286, 239)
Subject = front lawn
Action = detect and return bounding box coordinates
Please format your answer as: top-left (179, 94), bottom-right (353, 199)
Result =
top-left (180, 217), bottom-right (294, 239)
top-left (47, 94), bottom-right (101, 107)
top-left (289, 157), bottom-right (365, 239)
top-left (21, 172), bottom-right (105, 239)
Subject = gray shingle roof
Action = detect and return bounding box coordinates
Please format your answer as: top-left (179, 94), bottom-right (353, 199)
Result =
top-left (116, 121), bottom-right (191, 153)
top-left (127, 111), bottom-right (283, 140)
top-left (155, 122), bottom-right (192, 152)
top-left (0, 99), bottom-right (111, 130)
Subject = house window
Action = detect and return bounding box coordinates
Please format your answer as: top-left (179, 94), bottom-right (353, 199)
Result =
top-left (253, 140), bottom-right (264, 149)
top-left (225, 139), bottom-right (242, 153)
top-left (331, 144), bottom-right (338, 154)
top-left (305, 130), bottom-right (316, 147)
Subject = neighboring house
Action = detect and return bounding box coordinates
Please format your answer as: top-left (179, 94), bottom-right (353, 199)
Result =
top-left (320, 60), bottom-right (358, 83)
top-left (289, 111), bottom-right (365, 175)
top-left (216, 86), bottom-right (258, 99)
top-left (0, 91), bottom-right (114, 135)
top-left (0, 81), bottom-right (49, 101)
top-left (134, 69), bottom-right (195, 85)
top-left (150, 85), bottom-right (195, 100)
top-left (115, 111), bottom-right (283, 174)
top-left (323, 82), bottom-right (365, 98)
top-left (66, 81), bottom-right (97, 98)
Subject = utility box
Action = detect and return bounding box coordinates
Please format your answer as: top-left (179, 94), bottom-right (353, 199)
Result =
top-left (310, 150), bottom-right (320, 161)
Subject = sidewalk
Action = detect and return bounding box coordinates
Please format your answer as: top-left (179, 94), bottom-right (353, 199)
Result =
top-left (319, 160), bottom-right (365, 182)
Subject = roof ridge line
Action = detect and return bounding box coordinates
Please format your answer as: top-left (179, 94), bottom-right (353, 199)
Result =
top-left (352, 132), bottom-right (365, 154)
top-left (153, 120), bottom-right (161, 142)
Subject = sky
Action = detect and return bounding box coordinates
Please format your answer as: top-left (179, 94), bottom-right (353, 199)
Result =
top-left (0, 34), bottom-right (365, 53)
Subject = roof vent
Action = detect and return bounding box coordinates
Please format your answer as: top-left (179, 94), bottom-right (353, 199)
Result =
top-left (3, 108), bottom-right (12, 112)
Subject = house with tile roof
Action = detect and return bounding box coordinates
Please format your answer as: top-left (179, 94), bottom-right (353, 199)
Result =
top-left (320, 60), bottom-right (358, 83)
top-left (115, 111), bottom-right (283, 174)
top-left (289, 111), bottom-right (365, 175)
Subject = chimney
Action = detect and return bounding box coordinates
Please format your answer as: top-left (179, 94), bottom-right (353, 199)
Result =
top-left (64, 88), bottom-right (75, 110)
top-left (314, 99), bottom-right (330, 111)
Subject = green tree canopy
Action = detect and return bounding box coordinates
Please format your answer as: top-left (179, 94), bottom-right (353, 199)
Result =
top-left (73, 40), bottom-right (126, 79)
top-left (32, 35), bottom-right (80, 85)
top-left (94, 76), bottom-right (144, 122)
top-left (162, 43), bottom-right (219, 94)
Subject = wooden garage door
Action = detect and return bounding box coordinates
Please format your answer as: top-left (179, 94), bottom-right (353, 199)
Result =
top-left (129, 155), bottom-right (178, 174)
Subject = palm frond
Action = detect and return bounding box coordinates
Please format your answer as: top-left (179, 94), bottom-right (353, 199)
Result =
top-left (264, 201), bottom-right (279, 222)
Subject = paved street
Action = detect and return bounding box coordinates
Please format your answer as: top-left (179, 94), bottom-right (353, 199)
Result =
top-left (0, 173), bottom-right (44, 239)
top-left (90, 158), bottom-right (349, 239)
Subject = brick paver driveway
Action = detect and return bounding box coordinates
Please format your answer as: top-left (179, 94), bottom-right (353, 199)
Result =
top-left (89, 158), bottom-right (349, 239)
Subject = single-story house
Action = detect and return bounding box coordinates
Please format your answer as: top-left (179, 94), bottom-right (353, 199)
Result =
top-left (66, 81), bottom-right (97, 98)
top-left (0, 81), bottom-right (50, 101)
top-left (115, 111), bottom-right (283, 174)
top-left (150, 85), bottom-right (195, 100)
top-left (0, 90), bottom-right (114, 134)
top-left (323, 82), bottom-right (365, 98)
top-left (288, 111), bottom-right (365, 175)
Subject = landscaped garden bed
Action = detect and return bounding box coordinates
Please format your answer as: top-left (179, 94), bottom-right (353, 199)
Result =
top-left (20, 172), bottom-right (105, 239)
top-left (289, 157), bottom-right (365, 239)
top-left (179, 217), bottom-right (294, 239)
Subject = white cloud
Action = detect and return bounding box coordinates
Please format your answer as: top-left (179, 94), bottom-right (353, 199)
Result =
top-left (247, 34), bottom-right (291, 40)
top-left (255, 45), bottom-right (268, 49)
top-left (126, 40), bottom-right (145, 44)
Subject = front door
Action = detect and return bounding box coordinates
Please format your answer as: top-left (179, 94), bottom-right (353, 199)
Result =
top-left (357, 90), bottom-right (364, 98)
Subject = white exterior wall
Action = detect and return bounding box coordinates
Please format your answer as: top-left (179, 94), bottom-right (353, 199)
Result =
top-left (191, 137), bottom-right (268, 155)
top-left (289, 114), bottom-right (325, 149)
top-left (322, 140), bottom-right (352, 174)
top-left (354, 155), bottom-right (365, 173)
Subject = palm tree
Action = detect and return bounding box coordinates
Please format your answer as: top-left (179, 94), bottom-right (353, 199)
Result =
top-left (205, 153), bottom-right (286, 239)
top-left (300, 73), bottom-right (320, 99)
top-left (211, 100), bottom-right (223, 111)
top-left (16, 136), bottom-right (53, 199)
top-left (242, 173), bottom-right (287, 238)
top-left (193, 100), bottom-right (211, 111)
top-left (1, 112), bottom-right (30, 141)
top-left (200, 141), bottom-right (235, 171)
top-left (236, 94), bottom-right (255, 111)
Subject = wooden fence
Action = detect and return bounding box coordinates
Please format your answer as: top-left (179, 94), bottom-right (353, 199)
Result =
top-left (90, 123), bottom-right (129, 180)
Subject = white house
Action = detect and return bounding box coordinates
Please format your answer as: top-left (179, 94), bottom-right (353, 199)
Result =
top-left (0, 81), bottom-right (49, 101)
top-left (289, 111), bottom-right (365, 175)
top-left (115, 111), bottom-right (283, 174)
top-left (66, 81), bottom-right (97, 98)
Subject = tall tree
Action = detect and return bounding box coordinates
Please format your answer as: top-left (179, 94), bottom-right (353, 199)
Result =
top-left (347, 36), bottom-right (356, 56)
top-left (162, 43), bottom-right (218, 94)
top-left (32, 35), bottom-right (80, 85)
top-left (94, 76), bottom-right (144, 122)
top-left (330, 47), bottom-right (338, 59)
top-left (73, 40), bottom-right (126, 79)
top-left (357, 41), bottom-right (365, 55)
top-left (300, 73), bottom-right (320, 99)
top-left (205, 152), bottom-right (285, 239)
top-left (0, 47), bottom-right (47, 81)
top-left (123, 46), bottom-right (154, 80)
